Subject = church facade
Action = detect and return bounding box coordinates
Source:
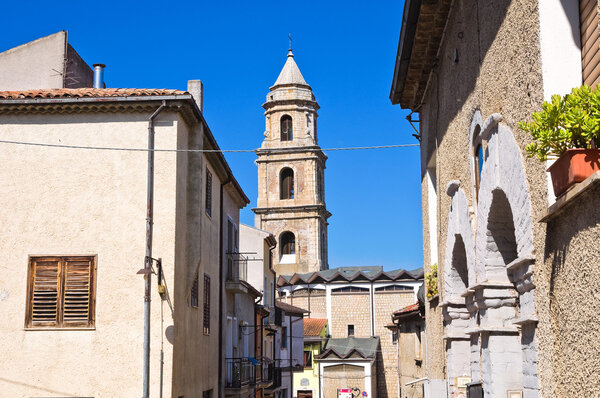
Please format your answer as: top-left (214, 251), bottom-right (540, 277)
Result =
top-left (253, 49), bottom-right (331, 275)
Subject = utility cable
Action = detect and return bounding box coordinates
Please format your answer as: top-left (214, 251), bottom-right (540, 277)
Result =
top-left (0, 139), bottom-right (419, 153)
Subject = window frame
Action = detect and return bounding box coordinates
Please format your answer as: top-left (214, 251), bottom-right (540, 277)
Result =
top-left (280, 115), bottom-right (293, 141)
top-left (203, 273), bottom-right (211, 335)
top-left (280, 167), bottom-right (295, 200)
top-left (205, 168), bottom-right (213, 217)
top-left (191, 272), bottom-right (199, 308)
top-left (25, 255), bottom-right (97, 329)
top-left (280, 231), bottom-right (296, 257)
top-left (347, 324), bottom-right (355, 337)
top-left (304, 350), bottom-right (313, 369)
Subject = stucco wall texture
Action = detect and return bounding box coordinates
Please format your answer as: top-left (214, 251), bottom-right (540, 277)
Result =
top-left (415, 0), bottom-right (600, 396)
top-left (0, 109), bottom-right (224, 398)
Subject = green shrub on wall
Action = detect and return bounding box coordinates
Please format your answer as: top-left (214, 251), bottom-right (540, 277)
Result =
top-left (519, 85), bottom-right (600, 161)
top-left (425, 263), bottom-right (438, 299)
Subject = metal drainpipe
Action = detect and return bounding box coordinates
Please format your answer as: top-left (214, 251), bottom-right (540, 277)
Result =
top-left (218, 178), bottom-right (230, 398)
top-left (289, 313), bottom-right (293, 394)
top-left (143, 100), bottom-right (167, 398)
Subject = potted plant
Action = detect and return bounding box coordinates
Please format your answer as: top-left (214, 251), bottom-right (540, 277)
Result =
top-left (519, 85), bottom-right (600, 196)
top-left (425, 263), bottom-right (438, 300)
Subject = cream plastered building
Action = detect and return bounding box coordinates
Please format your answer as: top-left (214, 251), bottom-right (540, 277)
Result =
top-left (0, 85), bottom-right (248, 398)
top-left (391, 0), bottom-right (600, 397)
top-left (253, 49), bottom-right (330, 275)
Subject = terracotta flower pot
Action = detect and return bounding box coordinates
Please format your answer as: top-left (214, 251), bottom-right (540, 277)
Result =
top-left (547, 148), bottom-right (600, 196)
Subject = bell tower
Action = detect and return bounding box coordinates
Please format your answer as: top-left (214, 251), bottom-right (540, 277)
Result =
top-left (253, 49), bottom-right (331, 274)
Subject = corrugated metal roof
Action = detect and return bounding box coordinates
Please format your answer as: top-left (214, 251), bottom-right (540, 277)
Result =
top-left (278, 266), bottom-right (424, 287)
top-left (317, 337), bottom-right (379, 360)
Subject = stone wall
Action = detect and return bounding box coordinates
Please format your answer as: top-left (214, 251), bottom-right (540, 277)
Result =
top-left (330, 292), bottom-right (371, 338)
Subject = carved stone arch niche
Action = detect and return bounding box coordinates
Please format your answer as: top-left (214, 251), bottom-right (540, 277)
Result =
top-left (471, 114), bottom-right (538, 398)
top-left (442, 182), bottom-right (475, 396)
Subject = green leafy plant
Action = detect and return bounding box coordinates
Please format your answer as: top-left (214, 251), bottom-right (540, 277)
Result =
top-left (425, 263), bottom-right (438, 299)
top-left (519, 85), bottom-right (600, 161)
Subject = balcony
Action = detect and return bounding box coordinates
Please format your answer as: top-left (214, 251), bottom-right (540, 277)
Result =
top-left (225, 252), bottom-right (251, 295)
top-left (256, 358), bottom-right (274, 387)
top-left (225, 357), bottom-right (256, 389)
top-left (264, 359), bottom-right (283, 392)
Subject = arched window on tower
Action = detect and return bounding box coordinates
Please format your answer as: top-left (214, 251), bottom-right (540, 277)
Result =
top-left (281, 115), bottom-right (293, 141)
top-left (280, 168), bottom-right (294, 199)
top-left (280, 231), bottom-right (296, 264)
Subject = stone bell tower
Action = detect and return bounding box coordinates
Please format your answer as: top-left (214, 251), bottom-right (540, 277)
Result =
top-left (253, 49), bottom-right (331, 275)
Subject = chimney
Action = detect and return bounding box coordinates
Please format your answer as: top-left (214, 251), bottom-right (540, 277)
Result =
top-left (187, 80), bottom-right (203, 112)
top-left (93, 64), bottom-right (106, 88)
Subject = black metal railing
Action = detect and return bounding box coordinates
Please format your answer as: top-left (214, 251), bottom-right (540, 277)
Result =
top-left (225, 358), bottom-right (255, 388)
top-left (269, 359), bottom-right (282, 389)
top-left (260, 359), bottom-right (273, 384)
top-left (226, 252), bottom-right (248, 283)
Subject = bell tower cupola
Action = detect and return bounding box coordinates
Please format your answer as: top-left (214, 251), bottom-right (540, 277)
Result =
top-left (253, 49), bottom-right (331, 274)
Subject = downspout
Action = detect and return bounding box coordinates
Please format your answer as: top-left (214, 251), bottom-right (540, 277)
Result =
top-left (143, 100), bottom-right (167, 398)
top-left (289, 313), bottom-right (293, 393)
top-left (370, 282), bottom-right (375, 336)
top-left (218, 178), bottom-right (230, 398)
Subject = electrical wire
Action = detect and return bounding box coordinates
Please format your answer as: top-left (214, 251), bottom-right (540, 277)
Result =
top-left (0, 138), bottom-right (419, 153)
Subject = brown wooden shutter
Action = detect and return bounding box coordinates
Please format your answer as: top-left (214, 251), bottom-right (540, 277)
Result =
top-left (191, 273), bottom-right (199, 308)
top-left (203, 273), bottom-right (210, 334)
top-left (62, 257), bottom-right (93, 327)
top-left (29, 258), bottom-right (60, 327)
top-left (581, 0), bottom-right (600, 86)
top-left (205, 169), bottom-right (213, 217)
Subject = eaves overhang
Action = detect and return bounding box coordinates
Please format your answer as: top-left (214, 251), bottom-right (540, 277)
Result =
top-left (0, 91), bottom-right (250, 205)
top-left (389, 0), bottom-right (454, 109)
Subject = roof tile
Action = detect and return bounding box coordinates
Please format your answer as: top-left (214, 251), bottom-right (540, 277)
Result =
top-left (0, 88), bottom-right (187, 100)
top-left (304, 318), bottom-right (327, 337)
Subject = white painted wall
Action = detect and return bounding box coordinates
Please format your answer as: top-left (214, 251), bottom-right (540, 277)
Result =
top-left (538, 0), bottom-right (582, 100)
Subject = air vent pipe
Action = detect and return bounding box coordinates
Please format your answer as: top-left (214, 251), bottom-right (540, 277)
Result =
top-left (93, 64), bottom-right (106, 88)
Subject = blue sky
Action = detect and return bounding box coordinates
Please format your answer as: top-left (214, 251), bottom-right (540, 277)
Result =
top-left (2, 0), bottom-right (424, 271)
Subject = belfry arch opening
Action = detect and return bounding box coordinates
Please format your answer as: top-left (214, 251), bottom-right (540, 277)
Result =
top-left (280, 231), bottom-right (296, 264)
top-left (280, 115), bottom-right (293, 141)
top-left (280, 168), bottom-right (294, 199)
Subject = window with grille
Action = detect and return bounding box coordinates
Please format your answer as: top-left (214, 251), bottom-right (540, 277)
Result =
top-left (375, 285), bottom-right (412, 292)
top-left (26, 256), bottom-right (96, 328)
top-left (280, 168), bottom-right (294, 199)
top-left (205, 168), bottom-right (213, 217)
top-left (191, 273), bottom-right (199, 308)
top-left (203, 273), bottom-right (210, 335)
top-left (280, 115), bottom-right (293, 141)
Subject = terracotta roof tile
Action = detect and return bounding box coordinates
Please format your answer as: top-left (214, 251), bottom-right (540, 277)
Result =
top-left (303, 318), bottom-right (327, 336)
top-left (393, 302), bottom-right (420, 316)
top-left (275, 300), bottom-right (308, 315)
top-left (0, 88), bottom-right (187, 100)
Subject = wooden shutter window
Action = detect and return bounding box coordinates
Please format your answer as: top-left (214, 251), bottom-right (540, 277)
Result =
top-left (30, 258), bottom-right (60, 326)
top-left (62, 258), bottom-right (93, 326)
top-left (191, 273), bottom-right (199, 308)
top-left (581, 0), bottom-right (600, 86)
top-left (203, 273), bottom-right (210, 335)
top-left (205, 169), bottom-right (213, 217)
top-left (26, 256), bottom-right (95, 329)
